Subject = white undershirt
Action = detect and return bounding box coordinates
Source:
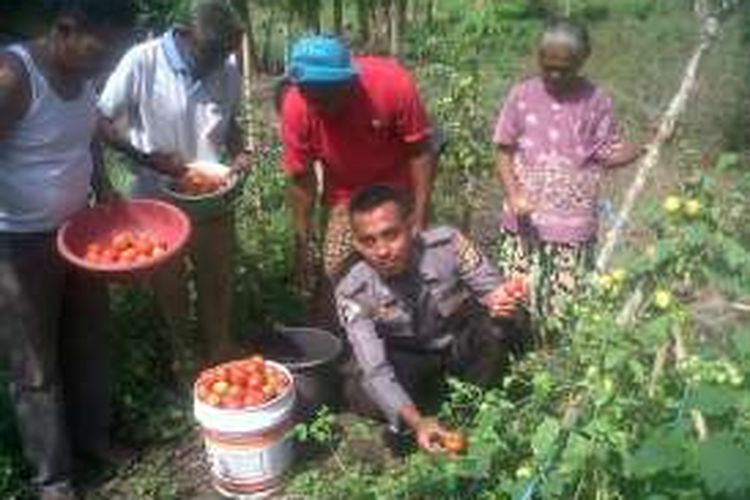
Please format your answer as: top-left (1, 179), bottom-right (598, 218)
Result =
top-left (0, 44), bottom-right (96, 233)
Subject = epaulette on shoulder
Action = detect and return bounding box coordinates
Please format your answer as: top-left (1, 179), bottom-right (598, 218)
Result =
top-left (336, 261), bottom-right (375, 298)
top-left (421, 226), bottom-right (458, 248)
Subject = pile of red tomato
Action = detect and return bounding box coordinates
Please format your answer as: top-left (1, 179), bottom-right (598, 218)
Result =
top-left (175, 170), bottom-right (227, 196)
top-left (84, 230), bottom-right (168, 265)
top-left (195, 356), bottom-right (291, 409)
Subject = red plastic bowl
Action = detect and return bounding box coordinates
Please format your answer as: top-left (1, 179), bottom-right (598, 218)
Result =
top-left (57, 199), bottom-right (192, 278)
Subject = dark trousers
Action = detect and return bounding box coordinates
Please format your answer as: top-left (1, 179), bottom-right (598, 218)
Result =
top-left (344, 304), bottom-right (528, 423)
top-left (0, 232), bottom-right (111, 491)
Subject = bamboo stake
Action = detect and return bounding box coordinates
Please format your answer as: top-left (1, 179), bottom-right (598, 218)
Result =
top-left (730, 301), bottom-right (750, 313)
top-left (647, 344), bottom-right (669, 398)
top-left (672, 326), bottom-right (709, 441)
top-left (241, 32), bottom-right (254, 151)
top-left (596, 8), bottom-right (720, 272)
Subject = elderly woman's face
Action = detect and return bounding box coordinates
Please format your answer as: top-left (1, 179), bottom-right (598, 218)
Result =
top-left (539, 43), bottom-right (583, 95)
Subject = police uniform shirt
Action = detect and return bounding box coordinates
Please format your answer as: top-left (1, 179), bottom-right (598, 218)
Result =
top-left (335, 226), bottom-right (503, 428)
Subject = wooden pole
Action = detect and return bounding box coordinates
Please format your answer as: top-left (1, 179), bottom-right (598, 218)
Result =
top-left (241, 32), bottom-right (254, 150)
top-left (596, 2), bottom-right (724, 271)
top-left (333, 0), bottom-right (343, 34)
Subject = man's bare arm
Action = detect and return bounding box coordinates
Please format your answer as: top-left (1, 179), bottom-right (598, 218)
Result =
top-left (0, 52), bottom-right (31, 142)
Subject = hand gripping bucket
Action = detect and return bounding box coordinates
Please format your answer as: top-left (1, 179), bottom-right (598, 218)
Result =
top-left (194, 361), bottom-right (296, 497)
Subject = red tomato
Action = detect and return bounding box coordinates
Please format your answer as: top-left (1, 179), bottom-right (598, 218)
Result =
top-left (265, 372), bottom-right (281, 389)
top-left (243, 363), bottom-right (263, 377)
top-left (227, 384), bottom-right (244, 398)
top-left (86, 243), bottom-right (103, 255)
top-left (100, 249), bottom-right (118, 263)
top-left (211, 380), bottom-right (229, 396)
top-left (112, 231), bottom-right (134, 252)
top-left (85, 251), bottom-right (101, 263)
top-left (120, 248), bottom-right (138, 263)
top-left (442, 432), bottom-right (467, 454)
top-left (247, 373), bottom-right (265, 390)
top-left (223, 395), bottom-right (244, 409)
top-left (199, 372), bottom-right (217, 387)
top-left (197, 384), bottom-right (211, 402)
top-left (261, 384), bottom-right (277, 401)
top-left (134, 238), bottom-right (154, 256)
top-left (228, 367), bottom-right (249, 386)
top-left (243, 389), bottom-right (264, 407)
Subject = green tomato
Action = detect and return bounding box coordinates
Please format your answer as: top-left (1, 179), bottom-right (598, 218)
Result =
top-left (663, 195), bottom-right (682, 214)
top-left (653, 290), bottom-right (672, 309)
top-left (515, 465), bottom-right (533, 479)
top-left (683, 199), bottom-right (702, 216)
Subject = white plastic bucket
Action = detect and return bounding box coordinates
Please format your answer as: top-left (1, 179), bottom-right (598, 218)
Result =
top-left (193, 361), bottom-right (296, 497)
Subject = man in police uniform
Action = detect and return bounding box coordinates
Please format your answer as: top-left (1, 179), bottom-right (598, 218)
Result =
top-left (336, 185), bottom-right (525, 454)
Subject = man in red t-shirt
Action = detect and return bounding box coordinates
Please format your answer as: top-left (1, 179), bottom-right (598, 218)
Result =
top-left (280, 35), bottom-right (437, 289)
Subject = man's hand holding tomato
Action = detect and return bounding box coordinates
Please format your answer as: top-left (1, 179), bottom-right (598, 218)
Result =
top-left (400, 405), bottom-right (467, 456)
top-left (483, 275), bottom-right (529, 317)
top-left (414, 416), bottom-right (452, 453)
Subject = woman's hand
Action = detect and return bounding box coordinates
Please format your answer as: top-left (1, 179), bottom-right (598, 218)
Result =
top-left (510, 193), bottom-right (534, 217)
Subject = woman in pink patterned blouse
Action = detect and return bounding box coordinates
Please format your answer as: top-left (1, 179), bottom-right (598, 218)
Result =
top-left (493, 19), bottom-right (642, 328)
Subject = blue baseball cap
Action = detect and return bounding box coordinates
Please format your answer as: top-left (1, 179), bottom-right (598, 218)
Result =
top-left (287, 35), bottom-right (357, 84)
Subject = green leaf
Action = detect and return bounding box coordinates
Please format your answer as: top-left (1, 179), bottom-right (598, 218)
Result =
top-left (558, 433), bottom-right (590, 475)
top-left (653, 240), bottom-right (679, 267)
top-left (531, 417), bottom-right (560, 460)
top-left (639, 316), bottom-right (672, 344)
top-left (731, 328), bottom-right (750, 362)
top-left (688, 385), bottom-right (739, 417)
top-left (683, 224), bottom-right (706, 250)
top-left (715, 152), bottom-right (739, 172)
top-left (698, 433), bottom-right (750, 497)
top-left (625, 428), bottom-right (690, 479)
top-left (716, 235), bottom-right (750, 271)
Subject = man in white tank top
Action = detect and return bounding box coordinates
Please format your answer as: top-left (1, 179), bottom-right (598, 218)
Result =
top-left (98, 0), bottom-right (250, 373)
top-left (0, 2), bottom-right (135, 499)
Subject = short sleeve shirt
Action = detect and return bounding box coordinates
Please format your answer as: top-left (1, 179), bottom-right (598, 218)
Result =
top-left (493, 77), bottom-right (620, 243)
top-left (281, 56), bottom-right (431, 207)
top-left (98, 30), bottom-right (242, 195)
